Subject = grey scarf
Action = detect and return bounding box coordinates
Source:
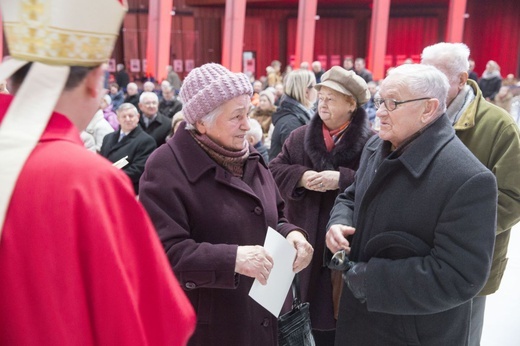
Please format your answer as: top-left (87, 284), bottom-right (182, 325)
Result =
top-left (446, 84), bottom-right (475, 125)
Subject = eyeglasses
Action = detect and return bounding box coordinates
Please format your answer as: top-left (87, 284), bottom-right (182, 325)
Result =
top-left (143, 101), bottom-right (158, 106)
top-left (374, 97), bottom-right (431, 111)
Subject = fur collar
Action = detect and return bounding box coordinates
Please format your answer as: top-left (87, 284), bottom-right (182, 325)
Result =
top-left (304, 107), bottom-right (373, 171)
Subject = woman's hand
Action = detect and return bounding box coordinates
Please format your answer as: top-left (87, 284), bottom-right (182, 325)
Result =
top-left (299, 170), bottom-right (340, 192)
top-left (326, 224), bottom-right (356, 254)
top-left (235, 245), bottom-right (274, 285)
top-left (286, 231), bottom-right (314, 273)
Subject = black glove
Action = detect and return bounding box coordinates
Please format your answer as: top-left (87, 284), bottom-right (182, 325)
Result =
top-left (343, 262), bottom-right (368, 303)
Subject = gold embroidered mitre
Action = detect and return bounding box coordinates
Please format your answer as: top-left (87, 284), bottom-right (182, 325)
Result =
top-left (1, 0), bottom-right (127, 66)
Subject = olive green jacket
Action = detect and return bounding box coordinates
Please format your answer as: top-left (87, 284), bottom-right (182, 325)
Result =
top-left (454, 79), bottom-right (520, 295)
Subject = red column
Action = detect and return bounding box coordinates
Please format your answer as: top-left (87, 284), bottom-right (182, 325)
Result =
top-left (367, 0), bottom-right (391, 81)
top-left (146, 0), bottom-right (173, 81)
top-left (446, 0), bottom-right (467, 42)
top-left (295, 0), bottom-right (317, 68)
top-left (222, 0), bottom-right (247, 72)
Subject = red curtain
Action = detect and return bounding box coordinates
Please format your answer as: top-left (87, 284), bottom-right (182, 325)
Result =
top-left (386, 16), bottom-right (440, 66)
top-left (464, 0), bottom-right (520, 76)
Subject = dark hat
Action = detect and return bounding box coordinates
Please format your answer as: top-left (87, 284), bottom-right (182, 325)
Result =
top-left (315, 66), bottom-right (370, 106)
top-left (364, 231), bottom-right (431, 260)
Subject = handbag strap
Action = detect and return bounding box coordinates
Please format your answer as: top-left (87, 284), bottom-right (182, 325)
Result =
top-left (291, 273), bottom-right (302, 307)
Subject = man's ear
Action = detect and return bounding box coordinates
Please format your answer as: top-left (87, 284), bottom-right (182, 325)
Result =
top-left (85, 66), bottom-right (105, 99)
top-left (459, 71), bottom-right (469, 89)
top-left (421, 98), bottom-right (440, 123)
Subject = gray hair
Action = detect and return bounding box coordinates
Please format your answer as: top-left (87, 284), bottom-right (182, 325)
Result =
top-left (246, 118), bottom-right (263, 144)
top-left (116, 103), bottom-right (139, 116)
top-left (126, 82), bottom-right (138, 93)
top-left (139, 91), bottom-right (158, 103)
top-left (421, 42), bottom-right (470, 84)
top-left (143, 81), bottom-right (156, 91)
top-left (185, 103), bottom-right (223, 131)
top-left (387, 64), bottom-right (449, 115)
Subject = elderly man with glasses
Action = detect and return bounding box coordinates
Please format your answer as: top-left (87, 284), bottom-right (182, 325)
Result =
top-left (325, 64), bottom-right (497, 345)
top-left (138, 91), bottom-right (172, 147)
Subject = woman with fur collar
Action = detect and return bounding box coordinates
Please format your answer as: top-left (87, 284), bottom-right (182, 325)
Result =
top-left (269, 66), bottom-right (373, 345)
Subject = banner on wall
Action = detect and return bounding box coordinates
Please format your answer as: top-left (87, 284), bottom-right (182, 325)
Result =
top-left (243, 51), bottom-right (255, 75)
top-left (395, 55), bottom-right (408, 66)
top-left (108, 59), bottom-right (116, 72)
top-left (384, 55), bottom-right (394, 68)
top-left (317, 55), bottom-right (328, 69)
top-left (330, 55), bottom-right (341, 66)
top-left (173, 59), bottom-right (183, 73)
top-left (289, 55), bottom-right (296, 68)
top-left (185, 59), bottom-right (195, 73)
top-left (129, 59), bottom-right (141, 72)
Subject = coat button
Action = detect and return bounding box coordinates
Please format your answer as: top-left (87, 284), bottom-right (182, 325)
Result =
top-left (185, 282), bottom-right (196, 289)
top-left (262, 318), bottom-right (270, 327)
top-left (254, 206), bottom-right (263, 215)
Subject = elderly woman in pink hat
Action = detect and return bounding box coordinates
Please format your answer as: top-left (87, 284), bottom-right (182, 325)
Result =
top-left (139, 63), bottom-right (313, 345)
top-left (269, 66), bottom-right (373, 345)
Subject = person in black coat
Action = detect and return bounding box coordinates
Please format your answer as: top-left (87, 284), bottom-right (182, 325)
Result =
top-left (124, 82), bottom-right (140, 110)
top-left (115, 63), bottom-right (130, 90)
top-left (158, 85), bottom-right (182, 118)
top-left (478, 60), bottom-right (502, 101)
top-left (100, 103), bottom-right (156, 194)
top-left (269, 69), bottom-right (317, 160)
top-left (325, 64), bottom-right (497, 346)
top-left (138, 92), bottom-right (171, 147)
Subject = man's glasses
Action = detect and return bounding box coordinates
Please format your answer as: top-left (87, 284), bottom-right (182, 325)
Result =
top-left (374, 97), bottom-right (431, 111)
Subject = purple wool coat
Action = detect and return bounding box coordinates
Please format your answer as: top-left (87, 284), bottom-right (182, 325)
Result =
top-left (139, 123), bottom-right (304, 346)
top-left (269, 108), bottom-right (373, 330)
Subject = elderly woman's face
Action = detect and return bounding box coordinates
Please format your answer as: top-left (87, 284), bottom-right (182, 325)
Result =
top-left (317, 86), bottom-right (356, 130)
top-left (200, 95), bottom-right (251, 151)
top-left (376, 76), bottom-right (428, 148)
top-left (258, 95), bottom-right (271, 111)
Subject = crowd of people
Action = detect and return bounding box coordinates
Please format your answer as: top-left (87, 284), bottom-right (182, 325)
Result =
top-left (1, 1), bottom-right (520, 345)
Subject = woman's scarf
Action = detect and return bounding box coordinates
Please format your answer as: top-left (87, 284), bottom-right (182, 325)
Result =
top-left (190, 130), bottom-right (249, 177)
top-left (322, 120), bottom-right (351, 152)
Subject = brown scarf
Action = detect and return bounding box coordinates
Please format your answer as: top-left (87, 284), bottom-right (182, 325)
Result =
top-left (189, 130), bottom-right (249, 177)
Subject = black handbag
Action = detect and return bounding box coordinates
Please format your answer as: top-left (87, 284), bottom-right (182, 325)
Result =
top-left (277, 274), bottom-right (315, 346)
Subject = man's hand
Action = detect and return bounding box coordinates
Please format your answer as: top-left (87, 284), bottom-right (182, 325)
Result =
top-left (286, 231), bottom-right (314, 273)
top-left (326, 224), bottom-right (356, 253)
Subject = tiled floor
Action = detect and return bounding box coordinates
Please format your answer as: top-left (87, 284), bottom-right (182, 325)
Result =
top-left (481, 224), bottom-right (520, 346)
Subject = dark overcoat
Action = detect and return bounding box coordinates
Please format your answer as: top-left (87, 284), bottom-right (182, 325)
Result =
top-left (269, 108), bottom-right (373, 330)
top-left (139, 111), bottom-right (171, 147)
top-left (269, 95), bottom-right (313, 160)
top-left (100, 126), bottom-right (156, 194)
top-left (327, 114), bottom-right (497, 345)
top-left (139, 124), bottom-right (304, 346)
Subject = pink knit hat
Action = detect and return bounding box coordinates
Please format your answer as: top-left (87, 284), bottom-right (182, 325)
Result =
top-left (180, 63), bottom-right (253, 124)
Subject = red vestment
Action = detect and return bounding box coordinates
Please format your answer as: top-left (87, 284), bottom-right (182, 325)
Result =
top-left (0, 95), bottom-right (195, 345)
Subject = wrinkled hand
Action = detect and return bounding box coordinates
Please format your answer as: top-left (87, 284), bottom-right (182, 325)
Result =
top-left (286, 231), bottom-right (314, 273)
top-left (326, 224), bottom-right (356, 254)
top-left (235, 245), bottom-right (273, 285)
top-left (299, 170), bottom-right (340, 192)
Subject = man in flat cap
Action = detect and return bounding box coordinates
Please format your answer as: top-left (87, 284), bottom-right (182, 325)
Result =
top-left (0, 1), bottom-right (194, 344)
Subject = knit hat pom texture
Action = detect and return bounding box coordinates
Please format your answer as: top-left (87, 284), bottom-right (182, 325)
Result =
top-left (180, 63), bottom-right (253, 124)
